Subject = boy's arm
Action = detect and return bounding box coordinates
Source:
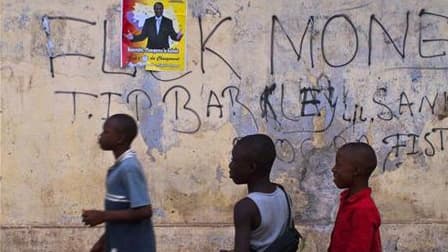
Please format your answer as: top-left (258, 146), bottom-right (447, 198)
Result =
top-left (233, 198), bottom-right (258, 252)
top-left (82, 205), bottom-right (152, 227)
top-left (346, 208), bottom-right (379, 251)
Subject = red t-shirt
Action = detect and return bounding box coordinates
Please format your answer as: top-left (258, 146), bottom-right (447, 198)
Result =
top-left (328, 188), bottom-right (382, 252)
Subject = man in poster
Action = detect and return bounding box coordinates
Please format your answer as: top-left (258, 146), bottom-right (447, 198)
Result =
top-left (127, 2), bottom-right (183, 50)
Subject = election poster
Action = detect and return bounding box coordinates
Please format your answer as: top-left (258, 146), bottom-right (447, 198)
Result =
top-left (121, 0), bottom-right (186, 71)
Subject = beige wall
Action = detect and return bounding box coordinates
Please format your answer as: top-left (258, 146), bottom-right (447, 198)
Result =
top-left (1, 0), bottom-right (448, 251)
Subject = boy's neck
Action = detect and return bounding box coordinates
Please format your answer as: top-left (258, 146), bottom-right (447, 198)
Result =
top-left (247, 177), bottom-right (276, 194)
top-left (349, 179), bottom-right (369, 196)
top-left (113, 145), bottom-right (131, 159)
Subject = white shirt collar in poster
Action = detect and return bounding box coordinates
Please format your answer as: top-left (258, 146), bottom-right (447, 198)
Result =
top-left (155, 16), bottom-right (162, 34)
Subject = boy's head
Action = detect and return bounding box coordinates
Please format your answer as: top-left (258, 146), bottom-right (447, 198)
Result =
top-left (98, 114), bottom-right (138, 151)
top-left (332, 142), bottom-right (377, 189)
top-left (229, 134), bottom-right (276, 184)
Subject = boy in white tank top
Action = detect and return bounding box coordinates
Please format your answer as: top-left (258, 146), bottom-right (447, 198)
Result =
top-left (220, 134), bottom-right (291, 252)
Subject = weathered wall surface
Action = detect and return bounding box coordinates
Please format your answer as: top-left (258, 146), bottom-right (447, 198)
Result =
top-left (1, 0), bottom-right (447, 251)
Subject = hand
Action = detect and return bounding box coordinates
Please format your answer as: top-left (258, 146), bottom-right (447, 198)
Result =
top-left (82, 209), bottom-right (105, 227)
top-left (176, 32), bottom-right (183, 41)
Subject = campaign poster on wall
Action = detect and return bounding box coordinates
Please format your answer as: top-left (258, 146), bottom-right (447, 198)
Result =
top-left (121, 0), bottom-right (186, 71)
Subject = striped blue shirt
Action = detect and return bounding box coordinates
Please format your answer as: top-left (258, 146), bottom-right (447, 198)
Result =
top-left (105, 150), bottom-right (156, 252)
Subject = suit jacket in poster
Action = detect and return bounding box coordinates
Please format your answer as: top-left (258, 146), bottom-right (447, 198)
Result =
top-left (132, 16), bottom-right (179, 49)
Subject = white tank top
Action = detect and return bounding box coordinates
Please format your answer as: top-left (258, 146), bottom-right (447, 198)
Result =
top-left (246, 186), bottom-right (290, 252)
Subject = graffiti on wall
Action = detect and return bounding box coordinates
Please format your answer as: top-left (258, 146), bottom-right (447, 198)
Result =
top-left (42, 8), bottom-right (448, 175)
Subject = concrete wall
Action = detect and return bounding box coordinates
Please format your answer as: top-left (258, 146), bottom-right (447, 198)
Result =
top-left (1, 0), bottom-right (447, 251)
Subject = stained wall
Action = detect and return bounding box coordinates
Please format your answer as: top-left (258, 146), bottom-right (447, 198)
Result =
top-left (1, 0), bottom-right (447, 251)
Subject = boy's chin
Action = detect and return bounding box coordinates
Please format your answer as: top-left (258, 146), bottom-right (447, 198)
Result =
top-left (99, 145), bottom-right (112, 151)
top-left (231, 178), bottom-right (245, 185)
top-left (333, 181), bottom-right (347, 189)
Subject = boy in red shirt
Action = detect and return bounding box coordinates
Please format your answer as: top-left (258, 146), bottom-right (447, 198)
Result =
top-left (328, 142), bottom-right (382, 252)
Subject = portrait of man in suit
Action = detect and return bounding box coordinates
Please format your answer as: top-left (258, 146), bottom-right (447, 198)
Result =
top-left (127, 2), bottom-right (183, 49)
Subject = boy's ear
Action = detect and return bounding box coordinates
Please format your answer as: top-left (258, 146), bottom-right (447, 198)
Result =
top-left (249, 162), bottom-right (257, 173)
top-left (117, 134), bottom-right (127, 145)
top-left (353, 166), bottom-right (362, 177)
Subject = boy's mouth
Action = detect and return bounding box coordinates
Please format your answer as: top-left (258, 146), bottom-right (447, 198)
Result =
top-left (333, 174), bottom-right (338, 181)
top-left (229, 170), bottom-right (234, 179)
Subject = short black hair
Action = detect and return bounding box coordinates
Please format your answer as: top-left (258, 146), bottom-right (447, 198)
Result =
top-left (339, 142), bottom-right (377, 176)
top-left (234, 134), bottom-right (276, 174)
top-left (154, 2), bottom-right (163, 8)
top-left (108, 114), bottom-right (138, 145)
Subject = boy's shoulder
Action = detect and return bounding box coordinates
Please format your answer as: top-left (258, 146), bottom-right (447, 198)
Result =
top-left (235, 197), bottom-right (256, 210)
top-left (116, 156), bottom-right (143, 172)
top-left (352, 199), bottom-right (379, 212)
top-left (234, 197), bottom-right (258, 221)
top-left (350, 195), bottom-right (381, 221)
top-left (341, 188), bottom-right (379, 211)
top-left (234, 197), bottom-right (258, 215)
top-left (118, 154), bottom-right (140, 165)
